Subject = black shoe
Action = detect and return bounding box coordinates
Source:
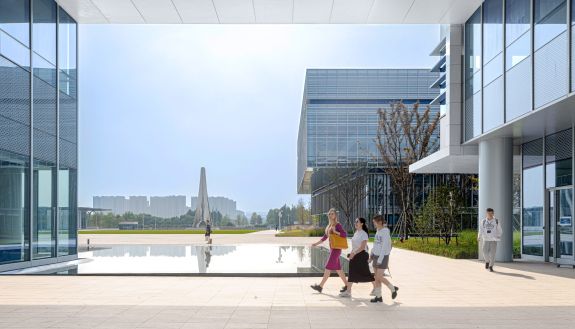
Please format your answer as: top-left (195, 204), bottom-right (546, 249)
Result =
top-left (489, 266), bottom-right (494, 272)
top-left (370, 296), bottom-right (383, 303)
top-left (392, 286), bottom-right (399, 300)
top-left (485, 262), bottom-right (489, 269)
top-left (310, 284), bottom-right (323, 293)
top-left (340, 286), bottom-right (347, 293)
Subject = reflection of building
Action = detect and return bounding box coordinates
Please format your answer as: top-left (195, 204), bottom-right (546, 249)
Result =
top-left (0, 0), bottom-right (78, 272)
top-left (297, 69), bottom-right (477, 228)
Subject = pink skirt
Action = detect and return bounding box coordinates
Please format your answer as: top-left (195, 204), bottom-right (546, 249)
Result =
top-left (325, 248), bottom-right (342, 270)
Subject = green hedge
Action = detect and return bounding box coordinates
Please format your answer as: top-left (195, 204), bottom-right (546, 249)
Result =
top-left (79, 229), bottom-right (257, 235)
top-left (390, 230), bottom-right (522, 259)
top-left (391, 230), bottom-right (479, 259)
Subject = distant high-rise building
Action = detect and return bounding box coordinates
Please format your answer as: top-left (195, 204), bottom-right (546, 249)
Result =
top-left (128, 196), bottom-right (149, 214)
top-left (191, 196), bottom-right (238, 218)
top-left (149, 196), bottom-right (187, 219)
top-left (93, 196), bottom-right (129, 215)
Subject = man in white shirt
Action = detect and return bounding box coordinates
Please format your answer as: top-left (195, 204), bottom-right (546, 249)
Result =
top-left (478, 208), bottom-right (503, 272)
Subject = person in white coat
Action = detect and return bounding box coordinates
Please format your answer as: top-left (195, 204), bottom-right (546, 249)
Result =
top-left (478, 208), bottom-right (503, 272)
top-left (370, 215), bottom-right (398, 303)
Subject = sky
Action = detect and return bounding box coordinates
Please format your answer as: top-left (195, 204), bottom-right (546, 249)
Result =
top-left (79, 24), bottom-right (440, 212)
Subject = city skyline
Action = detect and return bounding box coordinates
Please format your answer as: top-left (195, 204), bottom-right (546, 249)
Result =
top-left (78, 24), bottom-right (440, 211)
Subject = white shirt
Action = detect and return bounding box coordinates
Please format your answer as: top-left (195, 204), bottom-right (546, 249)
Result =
top-left (351, 230), bottom-right (369, 253)
top-left (478, 218), bottom-right (502, 241)
top-left (371, 227), bottom-right (392, 264)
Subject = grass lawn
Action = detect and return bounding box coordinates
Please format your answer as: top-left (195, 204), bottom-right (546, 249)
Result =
top-left (388, 230), bottom-right (479, 259)
top-left (79, 229), bottom-right (258, 235)
top-left (275, 229), bottom-right (325, 237)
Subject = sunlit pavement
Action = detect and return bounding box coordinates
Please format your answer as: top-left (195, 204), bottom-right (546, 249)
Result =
top-left (1, 234), bottom-right (575, 328)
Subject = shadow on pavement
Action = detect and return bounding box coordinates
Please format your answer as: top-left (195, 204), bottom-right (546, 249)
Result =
top-left (465, 259), bottom-right (575, 279)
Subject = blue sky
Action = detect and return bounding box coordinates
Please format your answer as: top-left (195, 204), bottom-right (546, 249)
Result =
top-left (79, 24), bottom-right (439, 212)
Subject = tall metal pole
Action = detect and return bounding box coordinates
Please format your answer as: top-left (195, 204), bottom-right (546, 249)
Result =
top-left (278, 211), bottom-right (282, 231)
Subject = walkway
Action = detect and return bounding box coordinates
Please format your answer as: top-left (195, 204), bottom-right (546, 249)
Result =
top-left (1, 245), bottom-right (574, 328)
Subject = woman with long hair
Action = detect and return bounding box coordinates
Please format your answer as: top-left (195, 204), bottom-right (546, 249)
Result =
top-left (339, 217), bottom-right (375, 297)
top-left (310, 208), bottom-right (348, 293)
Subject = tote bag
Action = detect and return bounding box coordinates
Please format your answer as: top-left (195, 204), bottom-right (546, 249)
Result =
top-left (329, 233), bottom-right (348, 249)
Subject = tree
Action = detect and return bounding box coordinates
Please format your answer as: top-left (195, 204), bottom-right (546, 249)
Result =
top-left (375, 102), bottom-right (440, 240)
top-left (325, 167), bottom-right (369, 231)
top-left (236, 214), bottom-right (248, 227)
top-left (250, 212), bottom-right (263, 226)
top-left (296, 198), bottom-right (311, 225)
top-left (417, 183), bottom-right (465, 245)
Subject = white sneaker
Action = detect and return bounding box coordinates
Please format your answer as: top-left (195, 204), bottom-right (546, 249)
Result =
top-left (339, 291), bottom-right (351, 298)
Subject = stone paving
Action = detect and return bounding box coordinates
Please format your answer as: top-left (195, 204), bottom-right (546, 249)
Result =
top-left (1, 232), bottom-right (575, 328)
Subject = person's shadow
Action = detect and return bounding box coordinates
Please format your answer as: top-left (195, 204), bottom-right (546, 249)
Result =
top-left (492, 270), bottom-right (535, 280)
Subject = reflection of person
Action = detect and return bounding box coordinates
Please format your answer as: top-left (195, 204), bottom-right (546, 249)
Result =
top-left (205, 220), bottom-right (212, 244)
top-left (204, 245), bottom-right (212, 269)
top-left (478, 208), bottom-right (502, 272)
top-left (339, 217), bottom-right (375, 298)
top-left (310, 208), bottom-right (348, 293)
top-left (370, 215), bottom-right (398, 303)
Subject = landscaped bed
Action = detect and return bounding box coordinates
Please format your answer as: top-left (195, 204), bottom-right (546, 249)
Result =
top-left (387, 230), bottom-right (522, 259)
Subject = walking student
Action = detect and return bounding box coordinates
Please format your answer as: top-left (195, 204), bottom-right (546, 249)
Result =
top-left (370, 215), bottom-right (398, 303)
top-left (478, 208), bottom-right (502, 272)
top-left (339, 217), bottom-right (375, 298)
top-left (310, 208), bottom-right (348, 293)
top-left (205, 220), bottom-right (212, 244)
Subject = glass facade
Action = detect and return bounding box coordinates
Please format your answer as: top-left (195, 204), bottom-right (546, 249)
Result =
top-left (464, 0), bottom-right (574, 140)
top-left (464, 8), bottom-right (482, 140)
top-left (298, 69), bottom-right (477, 229)
top-left (299, 69), bottom-right (440, 174)
top-left (506, 0), bottom-right (532, 121)
top-left (0, 0), bottom-right (77, 268)
top-left (522, 129), bottom-right (574, 262)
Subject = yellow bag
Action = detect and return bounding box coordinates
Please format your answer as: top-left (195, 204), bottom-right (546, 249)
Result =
top-left (329, 233), bottom-right (348, 250)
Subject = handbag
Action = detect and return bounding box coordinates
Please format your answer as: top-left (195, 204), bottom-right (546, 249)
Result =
top-left (329, 233), bottom-right (348, 249)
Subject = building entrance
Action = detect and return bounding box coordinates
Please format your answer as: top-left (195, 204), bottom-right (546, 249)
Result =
top-left (547, 187), bottom-right (574, 267)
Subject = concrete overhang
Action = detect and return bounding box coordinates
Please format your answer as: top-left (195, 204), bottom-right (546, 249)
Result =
top-left (57, 0), bottom-right (483, 24)
top-left (409, 146), bottom-right (479, 174)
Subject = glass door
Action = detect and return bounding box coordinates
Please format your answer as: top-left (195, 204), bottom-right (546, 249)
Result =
top-left (556, 188), bottom-right (574, 264)
top-left (548, 190), bottom-right (555, 261)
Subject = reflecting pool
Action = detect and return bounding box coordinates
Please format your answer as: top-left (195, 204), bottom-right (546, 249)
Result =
top-left (76, 244), bottom-right (317, 274)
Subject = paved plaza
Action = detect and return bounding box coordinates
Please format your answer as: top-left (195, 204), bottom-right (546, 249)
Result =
top-left (1, 232), bottom-right (575, 328)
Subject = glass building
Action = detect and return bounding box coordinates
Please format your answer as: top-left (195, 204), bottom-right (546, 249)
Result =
top-left (411, 0), bottom-right (575, 267)
top-left (297, 69), bottom-right (477, 228)
top-left (0, 0), bottom-right (78, 272)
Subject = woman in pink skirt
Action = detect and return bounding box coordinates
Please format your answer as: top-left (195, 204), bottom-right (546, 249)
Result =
top-left (310, 208), bottom-right (348, 293)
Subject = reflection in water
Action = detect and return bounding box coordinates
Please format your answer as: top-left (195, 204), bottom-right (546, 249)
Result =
top-left (76, 245), bottom-right (314, 274)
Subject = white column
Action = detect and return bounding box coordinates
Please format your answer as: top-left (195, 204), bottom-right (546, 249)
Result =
top-left (478, 138), bottom-right (513, 262)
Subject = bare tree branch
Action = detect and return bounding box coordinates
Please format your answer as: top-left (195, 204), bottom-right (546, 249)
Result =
top-left (375, 102), bottom-right (440, 240)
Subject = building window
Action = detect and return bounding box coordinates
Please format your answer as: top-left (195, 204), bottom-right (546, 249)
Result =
top-left (464, 8), bottom-right (482, 141)
top-left (534, 0), bottom-right (567, 50)
top-left (506, 0), bottom-right (532, 122)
